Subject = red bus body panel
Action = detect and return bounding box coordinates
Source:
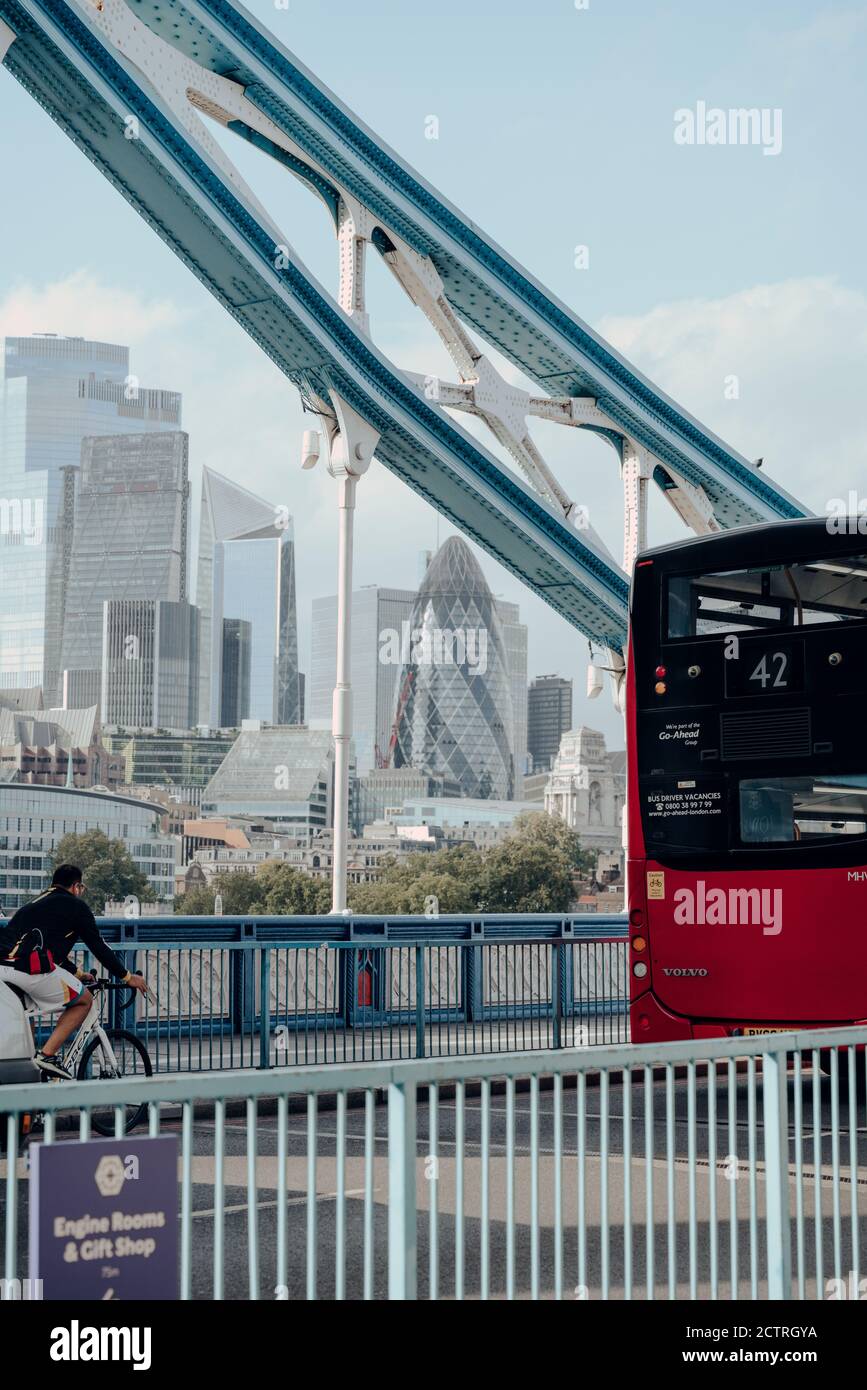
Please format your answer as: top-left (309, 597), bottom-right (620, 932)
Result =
top-left (626, 630), bottom-right (867, 1039)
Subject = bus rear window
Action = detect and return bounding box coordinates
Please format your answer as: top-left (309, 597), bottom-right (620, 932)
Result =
top-left (740, 775), bottom-right (867, 844)
top-left (667, 556), bottom-right (867, 638)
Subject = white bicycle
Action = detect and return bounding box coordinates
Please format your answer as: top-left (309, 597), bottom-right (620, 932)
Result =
top-left (31, 978), bottom-right (153, 1135)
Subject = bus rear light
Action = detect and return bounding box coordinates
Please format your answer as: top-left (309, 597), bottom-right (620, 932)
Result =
top-left (654, 681), bottom-right (667, 695)
top-left (655, 665), bottom-right (666, 679)
top-left (632, 936), bottom-right (646, 952)
top-left (633, 962), bottom-right (648, 978)
top-left (629, 907), bottom-right (643, 927)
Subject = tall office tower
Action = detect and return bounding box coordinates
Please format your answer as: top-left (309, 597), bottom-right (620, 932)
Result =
top-left (101, 598), bottom-right (199, 731)
top-left (528, 674), bottom-right (573, 772)
top-left (416, 548), bottom-right (528, 795)
top-left (309, 586), bottom-right (416, 774)
top-left (60, 431), bottom-right (190, 707)
top-left (392, 536), bottom-right (515, 800)
top-left (220, 618), bottom-right (252, 727)
top-left (494, 599), bottom-right (528, 798)
top-left (0, 335), bottom-right (181, 703)
top-left (196, 467), bottom-right (301, 728)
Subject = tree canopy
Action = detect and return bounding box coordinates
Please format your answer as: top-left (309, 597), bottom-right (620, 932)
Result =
top-left (349, 811), bottom-right (593, 914)
top-left (52, 830), bottom-right (156, 916)
top-left (176, 863), bottom-right (330, 916)
top-left (175, 812), bottom-right (594, 917)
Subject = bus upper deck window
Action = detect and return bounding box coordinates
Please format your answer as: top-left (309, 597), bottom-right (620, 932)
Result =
top-left (667, 556), bottom-right (867, 640)
top-left (668, 577), bottom-right (692, 638)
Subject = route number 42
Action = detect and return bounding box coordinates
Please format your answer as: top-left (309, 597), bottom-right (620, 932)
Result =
top-left (749, 651), bottom-right (789, 689)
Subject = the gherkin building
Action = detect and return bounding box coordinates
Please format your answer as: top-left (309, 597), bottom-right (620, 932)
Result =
top-left (392, 537), bottom-right (515, 799)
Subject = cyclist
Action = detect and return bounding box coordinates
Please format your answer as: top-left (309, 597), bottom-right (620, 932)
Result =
top-left (0, 864), bottom-right (147, 1079)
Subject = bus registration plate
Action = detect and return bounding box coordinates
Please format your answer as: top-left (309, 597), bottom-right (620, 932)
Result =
top-left (742, 1026), bottom-right (795, 1035)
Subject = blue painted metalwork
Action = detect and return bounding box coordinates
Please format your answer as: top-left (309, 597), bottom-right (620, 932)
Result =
top-left (0, 1), bottom-right (809, 655)
top-left (77, 914), bottom-right (629, 1070)
top-left (0, 0), bottom-right (630, 647)
top-left (95, 912), bottom-right (626, 944)
top-left (129, 0), bottom-right (807, 529)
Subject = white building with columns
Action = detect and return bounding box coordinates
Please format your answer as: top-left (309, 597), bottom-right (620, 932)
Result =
top-left (544, 726), bottom-right (626, 856)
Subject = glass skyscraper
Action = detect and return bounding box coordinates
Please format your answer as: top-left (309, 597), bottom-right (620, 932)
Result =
top-left (101, 597), bottom-right (199, 731)
top-left (528, 674), bottom-right (573, 772)
top-left (392, 537), bottom-right (515, 800)
top-left (196, 467), bottom-right (300, 728)
top-left (220, 617), bottom-right (252, 727)
top-left (59, 431), bottom-right (190, 707)
top-left (0, 335), bottom-right (181, 702)
top-left (493, 599), bottom-right (527, 797)
top-left (310, 586), bottom-right (416, 774)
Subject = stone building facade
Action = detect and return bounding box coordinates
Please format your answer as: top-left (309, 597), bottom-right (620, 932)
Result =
top-left (544, 726), bottom-right (625, 855)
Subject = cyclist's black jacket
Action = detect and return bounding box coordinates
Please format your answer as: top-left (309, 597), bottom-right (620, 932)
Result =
top-left (0, 887), bottom-right (128, 978)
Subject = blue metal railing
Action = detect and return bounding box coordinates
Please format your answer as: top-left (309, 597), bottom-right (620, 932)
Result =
top-left (84, 914), bottom-right (629, 1071)
top-left (2, 1025), bottom-right (865, 1300)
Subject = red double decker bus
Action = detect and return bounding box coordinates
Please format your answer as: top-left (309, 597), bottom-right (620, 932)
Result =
top-left (627, 517), bottom-right (867, 1042)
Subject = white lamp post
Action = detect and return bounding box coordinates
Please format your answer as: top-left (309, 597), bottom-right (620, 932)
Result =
top-left (302, 392), bottom-right (380, 914)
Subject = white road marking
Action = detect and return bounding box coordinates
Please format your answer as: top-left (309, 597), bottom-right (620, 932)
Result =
top-left (192, 1186), bottom-right (371, 1220)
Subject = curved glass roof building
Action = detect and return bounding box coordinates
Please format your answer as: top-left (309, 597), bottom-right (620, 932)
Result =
top-left (392, 538), bottom-right (515, 800)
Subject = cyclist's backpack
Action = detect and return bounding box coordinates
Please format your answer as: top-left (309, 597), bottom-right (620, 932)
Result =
top-left (7, 928), bottom-right (54, 975)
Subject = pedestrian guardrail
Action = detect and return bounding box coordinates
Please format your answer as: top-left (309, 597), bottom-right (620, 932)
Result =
top-left (2, 1025), bottom-right (864, 1299)
top-left (83, 914), bottom-right (628, 1071)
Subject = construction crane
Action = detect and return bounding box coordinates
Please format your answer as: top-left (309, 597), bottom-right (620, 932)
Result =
top-left (375, 669), bottom-right (416, 769)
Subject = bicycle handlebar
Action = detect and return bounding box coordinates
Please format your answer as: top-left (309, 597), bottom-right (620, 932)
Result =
top-left (89, 978), bottom-right (138, 1010)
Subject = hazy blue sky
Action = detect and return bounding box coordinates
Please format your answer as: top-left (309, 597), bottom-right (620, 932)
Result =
top-left (1, 0), bottom-right (865, 744)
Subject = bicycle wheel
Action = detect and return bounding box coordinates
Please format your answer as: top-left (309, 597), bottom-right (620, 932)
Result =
top-left (77, 1028), bottom-right (152, 1135)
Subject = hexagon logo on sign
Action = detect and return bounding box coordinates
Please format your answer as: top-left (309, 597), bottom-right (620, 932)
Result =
top-left (94, 1154), bottom-right (125, 1198)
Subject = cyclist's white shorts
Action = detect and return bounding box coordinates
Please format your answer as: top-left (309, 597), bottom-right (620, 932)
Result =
top-left (0, 963), bottom-right (85, 1012)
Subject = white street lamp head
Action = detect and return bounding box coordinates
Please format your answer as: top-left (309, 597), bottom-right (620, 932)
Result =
top-left (301, 429), bottom-right (321, 470)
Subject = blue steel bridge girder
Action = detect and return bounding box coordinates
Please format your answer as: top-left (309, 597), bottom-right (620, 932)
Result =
top-left (0, 0), bottom-right (808, 672)
top-left (119, 0), bottom-right (807, 526)
top-left (128, 0), bottom-right (806, 574)
top-left (0, 0), bottom-right (631, 654)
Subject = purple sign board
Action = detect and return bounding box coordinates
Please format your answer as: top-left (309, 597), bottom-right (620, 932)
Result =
top-left (29, 1136), bottom-right (178, 1300)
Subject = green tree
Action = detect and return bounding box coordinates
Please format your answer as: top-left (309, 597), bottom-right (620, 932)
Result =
top-left (175, 871), bottom-right (263, 915)
top-left (348, 843), bottom-right (483, 914)
top-left (175, 882), bottom-right (216, 915)
top-left (212, 872), bottom-right (265, 914)
top-left (176, 812), bottom-right (593, 917)
top-left (472, 812), bottom-right (591, 912)
top-left (175, 865), bottom-right (331, 916)
top-left (507, 810), bottom-right (595, 875)
top-left (474, 837), bottom-right (574, 912)
top-left (257, 862), bottom-right (331, 915)
top-left (348, 812), bottom-right (591, 915)
top-left (52, 830), bottom-right (156, 916)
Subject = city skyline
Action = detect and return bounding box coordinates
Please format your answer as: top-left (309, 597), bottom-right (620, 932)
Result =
top-left (0, 331), bottom-right (577, 777)
top-left (0, 334), bottom-right (182, 703)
